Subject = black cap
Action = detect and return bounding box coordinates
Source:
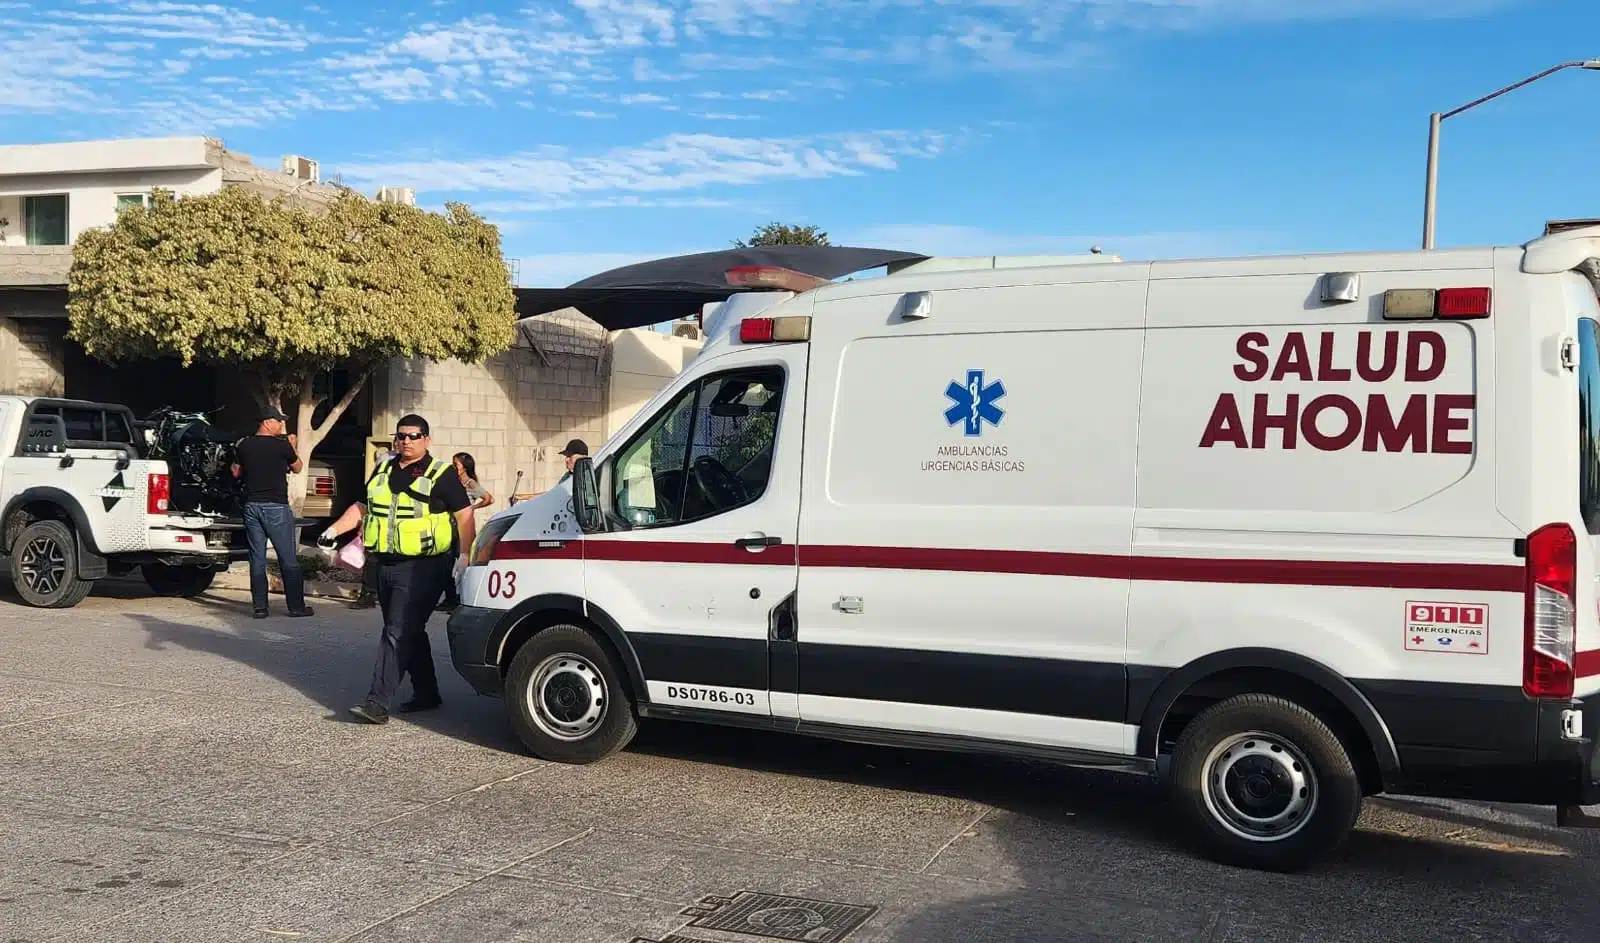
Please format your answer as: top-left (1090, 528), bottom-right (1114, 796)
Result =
top-left (260, 406), bottom-right (287, 422)
top-left (558, 438), bottom-right (588, 457)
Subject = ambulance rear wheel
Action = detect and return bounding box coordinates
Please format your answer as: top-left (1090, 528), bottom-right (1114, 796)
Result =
top-left (1171, 693), bottom-right (1362, 872)
top-left (505, 624), bottom-right (637, 764)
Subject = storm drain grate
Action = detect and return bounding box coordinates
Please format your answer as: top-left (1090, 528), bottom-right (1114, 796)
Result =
top-left (630, 935), bottom-right (720, 943)
top-left (678, 891), bottom-right (878, 942)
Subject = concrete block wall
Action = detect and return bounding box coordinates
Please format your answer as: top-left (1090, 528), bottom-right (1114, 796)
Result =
top-left (376, 310), bottom-right (612, 524)
top-left (0, 246), bottom-right (73, 286)
top-left (0, 318), bottom-right (66, 396)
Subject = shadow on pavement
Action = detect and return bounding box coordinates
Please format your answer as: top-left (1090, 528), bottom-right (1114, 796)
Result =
top-left (628, 721), bottom-right (1600, 943)
top-left (121, 591), bottom-right (524, 754)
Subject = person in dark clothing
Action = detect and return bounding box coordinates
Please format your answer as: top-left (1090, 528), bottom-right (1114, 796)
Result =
top-left (319, 414), bottom-right (475, 724)
top-left (556, 438), bottom-right (588, 484)
top-left (231, 407), bottom-right (314, 619)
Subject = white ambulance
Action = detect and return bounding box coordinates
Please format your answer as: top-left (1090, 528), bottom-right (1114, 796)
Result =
top-left (447, 228), bottom-right (1600, 871)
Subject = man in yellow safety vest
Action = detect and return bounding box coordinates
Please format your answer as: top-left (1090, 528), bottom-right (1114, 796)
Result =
top-left (319, 414), bottom-right (476, 724)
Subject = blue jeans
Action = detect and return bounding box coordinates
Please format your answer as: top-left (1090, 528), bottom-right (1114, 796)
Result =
top-left (243, 502), bottom-right (307, 613)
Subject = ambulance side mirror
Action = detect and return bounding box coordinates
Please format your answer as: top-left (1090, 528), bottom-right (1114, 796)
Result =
top-left (571, 456), bottom-right (602, 533)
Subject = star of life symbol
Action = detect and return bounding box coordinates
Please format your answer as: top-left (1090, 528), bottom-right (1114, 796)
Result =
top-left (944, 369), bottom-right (1006, 437)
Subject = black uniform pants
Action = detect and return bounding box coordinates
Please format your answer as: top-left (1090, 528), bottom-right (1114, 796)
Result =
top-left (366, 554), bottom-right (452, 708)
top-left (360, 556), bottom-right (379, 598)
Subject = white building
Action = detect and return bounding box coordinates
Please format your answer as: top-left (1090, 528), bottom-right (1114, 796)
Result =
top-left (0, 137), bottom-right (224, 248)
top-left (0, 134), bottom-right (703, 515)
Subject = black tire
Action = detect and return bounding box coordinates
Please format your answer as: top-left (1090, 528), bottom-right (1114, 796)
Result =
top-left (9, 519), bottom-right (94, 609)
top-left (1171, 693), bottom-right (1362, 872)
top-left (504, 624), bottom-right (638, 764)
top-left (142, 562), bottom-right (216, 598)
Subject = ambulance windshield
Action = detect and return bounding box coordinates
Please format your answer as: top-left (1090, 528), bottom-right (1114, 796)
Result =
top-left (1580, 317), bottom-right (1600, 535)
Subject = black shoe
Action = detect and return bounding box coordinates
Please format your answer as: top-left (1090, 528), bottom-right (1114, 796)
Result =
top-left (286, 606), bottom-right (315, 618)
top-left (349, 702), bottom-right (389, 725)
top-left (397, 696), bottom-right (442, 714)
top-left (252, 609), bottom-right (268, 619)
top-left (350, 596), bottom-right (376, 610)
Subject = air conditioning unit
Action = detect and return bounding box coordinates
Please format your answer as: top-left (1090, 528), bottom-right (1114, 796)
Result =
top-left (671, 321), bottom-right (702, 340)
top-left (281, 154), bottom-right (319, 182)
top-left (376, 186), bottom-right (415, 206)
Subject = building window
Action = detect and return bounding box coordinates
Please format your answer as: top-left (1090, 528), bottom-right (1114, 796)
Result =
top-left (115, 193), bottom-right (147, 213)
top-left (23, 195), bottom-right (68, 246)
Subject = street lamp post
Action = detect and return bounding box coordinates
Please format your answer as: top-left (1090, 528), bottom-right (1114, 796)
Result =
top-left (1422, 59), bottom-right (1600, 250)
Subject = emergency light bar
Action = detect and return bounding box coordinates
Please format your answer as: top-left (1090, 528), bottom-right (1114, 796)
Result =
top-left (738, 316), bottom-right (811, 343)
top-left (725, 266), bottom-right (831, 293)
top-left (1382, 287), bottom-right (1491, 321)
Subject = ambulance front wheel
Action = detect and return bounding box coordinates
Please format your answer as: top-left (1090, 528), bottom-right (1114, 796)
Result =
top-left (504, 624), bottom-right (638, 764)
top-left (1171, 693), bottom-right (1363, 873)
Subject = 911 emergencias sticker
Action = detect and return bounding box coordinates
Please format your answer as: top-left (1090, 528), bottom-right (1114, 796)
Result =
top-left (1405, 601), bottom-right (1488, 655)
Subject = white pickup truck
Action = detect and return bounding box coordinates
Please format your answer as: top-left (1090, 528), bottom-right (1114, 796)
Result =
top-left (0, 395), bottom-right (247, 608)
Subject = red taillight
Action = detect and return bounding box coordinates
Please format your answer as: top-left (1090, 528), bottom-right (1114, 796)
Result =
top-left (739, 318), bottom-right (775, 343)
top-left (1525, 522), bottom-right (1577, 699)
top-left (313, 476), bottom-right (334, 496)
top-left (1437, 287), bottom-right (1492, 319)
top-left (147, 473), bottom-right (170, 515)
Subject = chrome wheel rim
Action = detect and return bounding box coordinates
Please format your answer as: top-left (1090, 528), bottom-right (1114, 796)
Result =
top-left (18, 535), bottom-right (66, 597)
top-left (525, 653), bottom-right (607, 742)
top-left (1200, 731), bottom-right (1318, 843)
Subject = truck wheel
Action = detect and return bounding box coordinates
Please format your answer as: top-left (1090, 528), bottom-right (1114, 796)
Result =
top-left (10, 520), bottom-right (94, 609)
top-left (504, 624), bottom-right (637, 764)
top-left (142, 563), bottom-right (216, 598)
top-left (1171, 693), bottom-right (1362, 872)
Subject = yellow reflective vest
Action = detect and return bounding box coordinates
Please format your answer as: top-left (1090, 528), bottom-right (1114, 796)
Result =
top-left (362, 457), bottom-right (455, 557)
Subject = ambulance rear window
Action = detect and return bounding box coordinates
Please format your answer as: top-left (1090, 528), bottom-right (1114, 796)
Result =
top-left (1580, 317), bottom-right (1600, 535)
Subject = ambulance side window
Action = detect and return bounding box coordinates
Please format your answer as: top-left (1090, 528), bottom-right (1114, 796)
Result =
top-left (1579, 317), bottom-right (1600, 535)
top-left (609, 366), bottom-right (785, 528)
top-left (613, 386), bottom-right (698, 528)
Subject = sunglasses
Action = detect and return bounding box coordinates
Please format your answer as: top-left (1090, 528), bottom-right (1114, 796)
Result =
top-left (393, 431), bottom-right (426, 441)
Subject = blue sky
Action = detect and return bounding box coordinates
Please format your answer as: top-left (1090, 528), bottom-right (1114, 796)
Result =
top-left (5, 0), bottom-right (1599, 287)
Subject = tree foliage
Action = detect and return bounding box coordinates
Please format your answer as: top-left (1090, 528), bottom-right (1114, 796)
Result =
top-left (68, 187), bottom-right (517, 398)
top-left (67, 186), bottom-right (518, 509)
top-left (732, 222), bottom-right (830, 248)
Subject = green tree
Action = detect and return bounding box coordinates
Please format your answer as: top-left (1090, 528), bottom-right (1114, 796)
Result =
top-left (67, 186), bottom-right (517, 507)
top-left (732, 222), bottom-right (830, 248)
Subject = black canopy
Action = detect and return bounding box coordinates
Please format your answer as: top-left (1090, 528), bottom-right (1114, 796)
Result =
top-left (513, 245), bottom-right (929, 330)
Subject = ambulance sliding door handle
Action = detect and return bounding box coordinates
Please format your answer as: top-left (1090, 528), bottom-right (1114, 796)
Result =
top-left (735, 534), bottom-right (782, 549)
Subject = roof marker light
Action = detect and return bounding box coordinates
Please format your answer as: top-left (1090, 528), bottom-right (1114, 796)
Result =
top-left (1436, 286), bottom-right (1492, 319)
top-left (738, 316), bottom-right (811, 343)
top-left (725, 266), bottom-right (831, 293)
top-left (1383, 286), bottom-right (1493, 321)
top-left (1383, 288), bottom-right (1436, 320)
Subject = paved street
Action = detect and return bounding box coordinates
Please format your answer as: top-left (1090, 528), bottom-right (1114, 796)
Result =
top-left (4, 581), bottom-right (1600, 943)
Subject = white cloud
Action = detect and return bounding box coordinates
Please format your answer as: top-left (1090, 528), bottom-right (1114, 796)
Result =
top-left (0, 0), bottom-right (1517, 128)
top-left (479, 195), bottom-right (743, 212)
top-left (335, 129), bottom-right (948, 196)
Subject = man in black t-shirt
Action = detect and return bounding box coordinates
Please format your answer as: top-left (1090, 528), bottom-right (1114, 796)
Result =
top-left (232, 407), bottom-right (313, 619)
